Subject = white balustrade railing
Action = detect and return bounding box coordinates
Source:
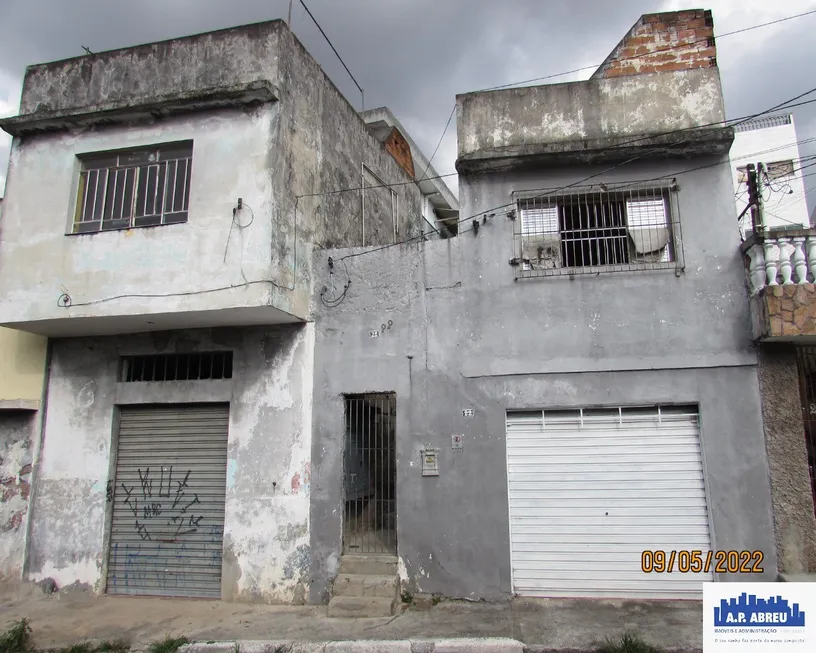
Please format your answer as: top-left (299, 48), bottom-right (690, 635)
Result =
top-left (746, 236), bottom-right (816, 294)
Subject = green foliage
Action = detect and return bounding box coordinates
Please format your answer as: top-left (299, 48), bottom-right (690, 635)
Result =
top-left (0, 620), bottom-right (130, 653)
top-left (146, 638), bottom-right (189, 653)
top-left (0, 619), bottom-right (31, 653)
top-left (595, 631), bottom-right (663, 653)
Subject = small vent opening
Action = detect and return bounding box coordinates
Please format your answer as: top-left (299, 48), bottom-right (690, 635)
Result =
top-left (120, 352), bottom-right (233, 382)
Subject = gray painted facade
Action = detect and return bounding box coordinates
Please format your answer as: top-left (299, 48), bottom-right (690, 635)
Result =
top-left (309, 44), bottom-right (778, 601)
top-left (309, 160), bottom-right (778, 601)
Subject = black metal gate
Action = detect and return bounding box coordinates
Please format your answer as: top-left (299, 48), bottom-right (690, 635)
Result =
top-left (796, 347), bottom-right (816, 515)
top-left (343, 393), bottom-right (396, 555)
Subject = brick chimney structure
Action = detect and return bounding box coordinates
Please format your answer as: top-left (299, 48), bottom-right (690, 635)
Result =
top-left (592, 9), bottom-right (716, 79)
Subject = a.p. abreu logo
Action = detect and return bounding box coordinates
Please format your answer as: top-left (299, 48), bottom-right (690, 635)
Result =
top-left (714, 592), bottom-right (806, 627)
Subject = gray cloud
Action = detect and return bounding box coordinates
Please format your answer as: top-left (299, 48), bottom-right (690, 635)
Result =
top-left (1, 0), bottom-right (815, 220)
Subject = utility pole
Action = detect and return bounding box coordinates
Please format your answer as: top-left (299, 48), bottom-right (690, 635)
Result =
top-left (746, 162), bottom-right (765, 236)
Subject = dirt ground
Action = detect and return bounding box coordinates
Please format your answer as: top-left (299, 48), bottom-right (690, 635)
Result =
top-left (0, 583), bottom-right (703, 652)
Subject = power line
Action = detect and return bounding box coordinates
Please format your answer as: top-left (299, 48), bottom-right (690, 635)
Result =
top-left (404, 7), bottom-right (816, 198)
top-left (296, 95), bottom-right (816, 199)
top-left (731, 137), bottom-right (816, 164)
top-left (476, 8), bottom-right (816, 93)
top-left (297, 0), bottom-right (365, 110)
top-left (58, 83), bottom-right (816, 308)
top-left (336, 85), bottom-right (816, 262)
top-left (416, 105), bottom-right (457, 185)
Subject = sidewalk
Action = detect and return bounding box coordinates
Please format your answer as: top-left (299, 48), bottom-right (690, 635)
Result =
top-left (0, 584), bottom-right (702, 652)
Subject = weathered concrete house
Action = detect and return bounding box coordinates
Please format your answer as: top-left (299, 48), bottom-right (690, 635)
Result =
top-left (308, 9), bottom-right (778, 609)
top-left (1, 7), bottom-right (793, 614)
top-left (0, 20), bottom-right (456, 603)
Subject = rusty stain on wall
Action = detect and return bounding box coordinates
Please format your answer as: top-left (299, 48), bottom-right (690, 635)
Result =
top-left (384, 127), bottom-right (415, 178)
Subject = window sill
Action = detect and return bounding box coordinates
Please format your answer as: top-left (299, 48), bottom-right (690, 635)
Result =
top-left (515, 262), bottom-right (682, 279)
top-left (66, 218), bottom-right (187, 236)
top-left (0, 399), bottom-right (40, 411)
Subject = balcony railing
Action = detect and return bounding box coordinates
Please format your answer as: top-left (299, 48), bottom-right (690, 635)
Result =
top-left (743, 229), bottom-right (816, 295)
top-left (742, 227), bottom-right (816, 340)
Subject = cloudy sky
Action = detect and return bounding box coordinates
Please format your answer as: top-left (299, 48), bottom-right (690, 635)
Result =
top-left (2, 0), bottom-right (816, 219)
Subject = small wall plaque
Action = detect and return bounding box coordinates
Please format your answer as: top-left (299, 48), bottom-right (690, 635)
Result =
top-left (462, 408), bottom-right (474, 417)
top-left (421, 446), bottom-right (440, 476)
top-left (452, 434), bottom-right (463, 450)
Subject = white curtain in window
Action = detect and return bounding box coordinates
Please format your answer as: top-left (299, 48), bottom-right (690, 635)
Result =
top-left (626, 198), bottom-right (669, 254)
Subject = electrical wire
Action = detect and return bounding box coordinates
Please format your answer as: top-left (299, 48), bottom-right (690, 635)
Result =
top-left (320, 256), bottom-right (352, 306)
top-left (296, 10), bottom-right (816, 203)
top-left (297, 0), bottom-right (364, 108)
top-left (332, 84), bottom-right (816, 266)
top-left (223, 201), bottom-right (255, 263)
top-left (296, 96), bottom-right (816, 200)
top-left (476, 9), bottom-right (816, 94)
top-left (57, 82), bottom-right (816, 309)
top-left (382, 7), bottom-right (816, 201)
top-left (416, 105), bottom-right (456, 185)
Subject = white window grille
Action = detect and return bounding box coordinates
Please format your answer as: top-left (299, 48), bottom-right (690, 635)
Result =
top-left (514, 181), bottom-right (680, 278)
top-left (73, 141), bottom-right (193, 234)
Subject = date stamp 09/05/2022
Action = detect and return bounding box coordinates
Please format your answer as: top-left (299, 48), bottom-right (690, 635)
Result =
top-left (641, 550), bottom-right (765, 574)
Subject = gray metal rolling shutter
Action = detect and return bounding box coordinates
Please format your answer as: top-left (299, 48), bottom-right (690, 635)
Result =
top-left (506, 405), bottom-right (713, 600)
top-left (106, 404), bottom-right (229, 598)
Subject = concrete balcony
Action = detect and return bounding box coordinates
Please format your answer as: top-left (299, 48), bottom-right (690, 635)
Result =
top-left (743, 228), bottom-right (816, 340)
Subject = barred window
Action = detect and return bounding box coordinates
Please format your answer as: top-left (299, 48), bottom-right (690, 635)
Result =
top-left (120, 352), bottom-right (233, 382)
top-left (73, 141), bottom-right (193, 234)
top-left (516, 183), bottom-right (678, 276)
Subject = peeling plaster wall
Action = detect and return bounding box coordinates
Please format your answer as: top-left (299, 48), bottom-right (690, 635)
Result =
top-left (276, 29), bottom-right (421, 253)
top-left (0, 412), bottom-right (36, 582)
top-left (27, 325), bottom-right (314, 602)
top-left (309, 156), bottom-right (777, 602)
top-left (16, 22), bottom-right (283, 116)
top-left (0, 106), bottom-right (295, 332)
top-left (456, 68), bottom-right (725, 158)
top-left (0, 21), bottom-right (420, 338)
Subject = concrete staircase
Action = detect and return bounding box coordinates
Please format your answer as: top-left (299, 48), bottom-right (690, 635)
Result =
top-left (328, 554), bottom-right (400, 618)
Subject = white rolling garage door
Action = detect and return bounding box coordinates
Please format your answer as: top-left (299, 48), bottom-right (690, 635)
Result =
top-left (506, 405), bottom-right (713, 599)
top-left (106, 404), bottom-right (229, 598)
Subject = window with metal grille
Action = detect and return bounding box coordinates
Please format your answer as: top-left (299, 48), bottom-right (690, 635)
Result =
top-left (514, 182), bottom-right (679, 278)
top-left (120, 352), bottom-right (233, 382)
top-left (73, 141), bottom-right (193, 234)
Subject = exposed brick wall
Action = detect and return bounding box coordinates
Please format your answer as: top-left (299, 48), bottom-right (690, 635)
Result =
top-left (594, 9), bottom-right (716, 79)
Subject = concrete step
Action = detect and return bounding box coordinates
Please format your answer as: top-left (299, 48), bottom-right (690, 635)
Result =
top-left (333, 573), bottom-right (398, 599)
top-left (338, 555), bottom-right (398, 576)
top-left (327, 595), bottom-right (398, 618)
